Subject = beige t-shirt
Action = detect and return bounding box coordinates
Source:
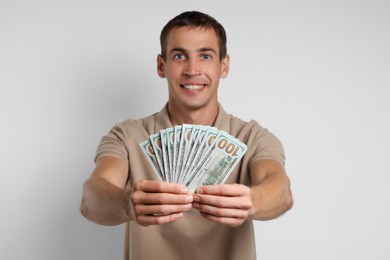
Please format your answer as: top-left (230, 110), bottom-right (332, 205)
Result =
top-left (95, 104), bottom-right (285, 260)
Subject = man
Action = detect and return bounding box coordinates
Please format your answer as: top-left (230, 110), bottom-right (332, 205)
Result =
top-left (80, 11), bottom-right (293, 260)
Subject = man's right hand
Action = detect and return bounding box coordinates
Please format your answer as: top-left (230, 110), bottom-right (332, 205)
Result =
top-left (130, 180), bottom-right (193, 226)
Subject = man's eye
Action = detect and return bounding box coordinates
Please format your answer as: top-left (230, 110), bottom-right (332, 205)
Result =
top-left (202, 54), bottom-right (211, 60)
top-left (174, 54), bottom-right (186, 60)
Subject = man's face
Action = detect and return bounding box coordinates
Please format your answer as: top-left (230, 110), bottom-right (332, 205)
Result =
top-left (157, 26), bottom-right (229, 112)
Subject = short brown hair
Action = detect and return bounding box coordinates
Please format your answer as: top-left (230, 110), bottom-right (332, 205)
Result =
top-left (160, 11), bottom-right (227, 60)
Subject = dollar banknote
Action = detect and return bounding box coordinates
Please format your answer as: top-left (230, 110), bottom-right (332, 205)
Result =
top-left (139, 125), bottom-right (247, 190)
top-left (176, 124), bottom-right (193, 183)
top-left (186, 130), bottom-right (247, 192)
top-left (182, 127), bottom-right (219, 185)
top-left (139, 138), bottom-right (164, 180)
top-left (173, 125), bottom-right (182, 182)
top-left (180, 125), bottom-right (209, 184)
top-left (150, 132), bottom-right (164, 180)
top-left (160, 129), bottom-right (170, 182)
top-left (166, 127), bottom-right (175, 182)
top-left (178, 125), bottom-right (201, 184)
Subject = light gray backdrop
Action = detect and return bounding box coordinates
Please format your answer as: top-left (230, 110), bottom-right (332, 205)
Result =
top-left (1, 0), bottom-right (389, 259)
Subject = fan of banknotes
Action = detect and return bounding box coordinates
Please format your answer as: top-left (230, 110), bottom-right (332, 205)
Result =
top-left (139, 124), bottom-right (247, 192)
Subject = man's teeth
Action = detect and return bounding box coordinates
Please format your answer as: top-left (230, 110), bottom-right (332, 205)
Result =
top-left (183, 85), bottom-right (204, 90)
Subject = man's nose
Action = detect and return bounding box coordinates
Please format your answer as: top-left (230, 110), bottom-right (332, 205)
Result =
top-left (183, 59), bottom-right (201, 76)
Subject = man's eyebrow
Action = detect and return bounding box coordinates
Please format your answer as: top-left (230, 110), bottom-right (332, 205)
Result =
top-left (169, 47), bottom-right (217, 54)
top-left (198, 47), bottom-right (217, 54)
top-left (169, 47), bottom-right (187, 54)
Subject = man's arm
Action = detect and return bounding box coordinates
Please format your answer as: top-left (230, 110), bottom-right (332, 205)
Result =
top-left (80, 156), bottom-right (193, 226)
top-left (192, 159), bottom-right (293, 226)
top-left (248, 159), bottom-right (293, 220)
top-left (80, 156), bottom-right (133, 226)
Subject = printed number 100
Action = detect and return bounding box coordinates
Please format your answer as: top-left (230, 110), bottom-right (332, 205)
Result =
top-left (217, 138), bottom-right (240, 157)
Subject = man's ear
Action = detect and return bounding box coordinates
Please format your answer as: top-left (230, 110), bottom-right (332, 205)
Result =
top-left (157, 55), bottom-right (166, 78)
top-left (220, 54), bottom-right (230, 79)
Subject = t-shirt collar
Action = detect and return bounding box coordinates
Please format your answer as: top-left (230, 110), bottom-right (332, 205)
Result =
top-left (154, 103), bottom-right (231, 132)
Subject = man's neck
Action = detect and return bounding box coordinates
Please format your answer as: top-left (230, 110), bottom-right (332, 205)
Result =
top-left (168, 102), bottom-right (219, 126)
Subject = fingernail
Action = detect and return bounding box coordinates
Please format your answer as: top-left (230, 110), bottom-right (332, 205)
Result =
top-left (196, 188), bottom-right (203, 194)
top-left (193, 202), bottom-right (199, 208)
top-left (193, 195), bottom-right (200, 202)
top-left (184, 203), bottom-right (192, 210)
top-left (181, 187), bottom-right (189, 194)
top-left (186, 195), bottom-right (193, 203)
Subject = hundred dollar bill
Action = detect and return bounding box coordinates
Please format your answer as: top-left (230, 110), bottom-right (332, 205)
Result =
top-left (173, 125), bottom-right (182, 182)
top-left (178, 125), bottom-right (201, 184)
top-left (186, 131), bottom-right (247, 192)
top-left (185, 127), bottom-right (220, 184)
top-left (166, 127), bottom-right (175, 182)
top-left (150, 132), bottom-right (165, 179)
top-left (139, 139), bottom-right (163, 180)
top-left (181, 126), bottom-right (211, 185)
top-left (176, 124), bottom-right (193, 183)
top-left (160, 129), bottom-right (170, 182)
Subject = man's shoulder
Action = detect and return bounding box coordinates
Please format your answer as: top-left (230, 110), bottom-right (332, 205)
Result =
top-left (226, 113), bottom-right (264, 135)
top-left (111, 104), bottom-right (171, 135)
top-left (105, 111), bottom-right (158, 137)
top-left (218, 104), bottom-right (259, 128)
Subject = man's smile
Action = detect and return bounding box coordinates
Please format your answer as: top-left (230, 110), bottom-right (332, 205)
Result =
top-left (180, 84), bottom-right (206, 90)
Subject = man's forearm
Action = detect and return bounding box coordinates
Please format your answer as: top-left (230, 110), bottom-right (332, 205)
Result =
top-left (80, 177), bottom-right (132, 226)
top-left (249, 172), bottom-right (293, 220)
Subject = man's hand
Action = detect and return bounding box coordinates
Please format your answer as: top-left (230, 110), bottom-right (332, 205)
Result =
top-left (192, 184), bottom-right (252, 227)
top-left (130, 180), bottom-right (193, 226)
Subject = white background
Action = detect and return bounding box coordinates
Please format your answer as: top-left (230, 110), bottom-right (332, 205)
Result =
top-left (1, 1), bottom-right (389, 259)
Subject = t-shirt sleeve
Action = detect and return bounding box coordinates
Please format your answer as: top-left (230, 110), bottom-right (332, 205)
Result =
top-left (94, 123), bottom-right (129, 164)
top-left (248, 121), bottom-right (285, 167)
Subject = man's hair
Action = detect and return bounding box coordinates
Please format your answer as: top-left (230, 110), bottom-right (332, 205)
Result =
top-left (160, 11), bottom-right (227, 60)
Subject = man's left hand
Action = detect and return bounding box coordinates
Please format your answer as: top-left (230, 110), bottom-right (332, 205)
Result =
top-left (192, 184), bottom-right (252, 227)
